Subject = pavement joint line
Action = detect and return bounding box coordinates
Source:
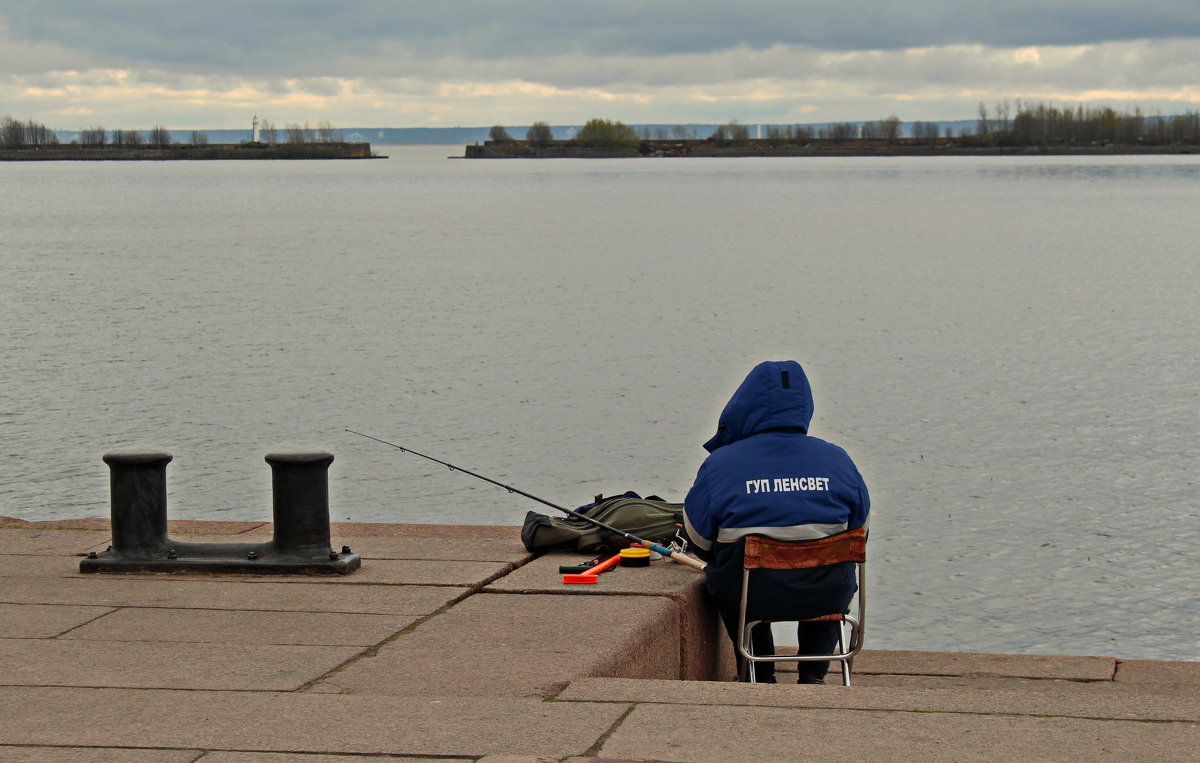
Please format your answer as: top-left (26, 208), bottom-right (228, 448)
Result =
top-left (44, 604), bottom-right (119, 639)
top-left (578, 701), bottom-right (639, 758)
top-left (1111, 659), bottom-right (1131, 681)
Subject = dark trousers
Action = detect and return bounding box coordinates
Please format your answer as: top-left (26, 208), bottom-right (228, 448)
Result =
top-left (720, 610), bottom-right (841, 683)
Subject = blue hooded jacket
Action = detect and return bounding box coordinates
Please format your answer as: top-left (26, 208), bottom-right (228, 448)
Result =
top-left (684, 360), bottom-right (869, 553)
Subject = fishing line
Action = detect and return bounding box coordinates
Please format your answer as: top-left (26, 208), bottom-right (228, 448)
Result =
top-left (344, 428), bottom-right (705, 570)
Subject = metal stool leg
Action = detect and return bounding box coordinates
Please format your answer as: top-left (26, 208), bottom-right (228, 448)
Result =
top-left (839, 625), bottom-right (851, 686)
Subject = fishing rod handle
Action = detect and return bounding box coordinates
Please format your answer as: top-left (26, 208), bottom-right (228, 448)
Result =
top-left (644, 542), bottom-right (706, 571)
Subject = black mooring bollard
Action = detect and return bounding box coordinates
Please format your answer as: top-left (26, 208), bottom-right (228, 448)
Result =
top-left (102, 449), bottom-right (173, 558)
top-left (266, 451), bottom-right (335, 554)
top-left (81, 449), bottom-right (359, 575)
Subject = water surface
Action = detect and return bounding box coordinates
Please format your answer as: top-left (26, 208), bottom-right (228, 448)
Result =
top-left (3, 148), bottom-right (1197, 659)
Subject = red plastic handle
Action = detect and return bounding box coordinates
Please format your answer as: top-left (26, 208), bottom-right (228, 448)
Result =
top-left (562, 552), bottom-right (621, 584)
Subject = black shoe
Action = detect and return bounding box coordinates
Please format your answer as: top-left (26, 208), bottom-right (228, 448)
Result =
top-left (797, 677), bottom-right (825, 685)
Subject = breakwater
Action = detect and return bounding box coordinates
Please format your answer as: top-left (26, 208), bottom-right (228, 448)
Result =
top-left (0, 141), bottom-right (380, 160)
top-left (464, 138), bottom-right (1197, 158)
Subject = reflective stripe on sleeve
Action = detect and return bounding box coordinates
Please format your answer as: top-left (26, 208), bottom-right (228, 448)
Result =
top-left (683, 511), bottom-right (712, 551)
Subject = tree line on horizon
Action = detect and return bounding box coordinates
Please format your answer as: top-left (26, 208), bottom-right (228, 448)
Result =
top-left (1, 115), bottom-right (345, 148)
top-left (486, 101), bottom-right (1200, 149)
top-left (7, 101), bottom-right (1200, 150)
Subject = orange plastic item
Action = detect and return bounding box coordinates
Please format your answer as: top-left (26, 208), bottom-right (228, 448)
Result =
top-left (562, 552), bottom-right (621, 584)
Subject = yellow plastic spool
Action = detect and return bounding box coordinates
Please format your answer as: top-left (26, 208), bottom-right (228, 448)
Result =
top-left (619, 547), bottom-right (652, 567)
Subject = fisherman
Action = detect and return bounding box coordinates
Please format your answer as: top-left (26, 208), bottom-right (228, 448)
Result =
top-left (683, 360), bottom-right (870, 684)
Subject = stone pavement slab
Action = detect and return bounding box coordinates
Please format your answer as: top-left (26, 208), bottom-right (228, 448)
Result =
top-left (1117, 658), bottom-right (1200, 692)
top-left (594, 702), bottom-right (1200, 762)
top-left (335, 536), bottom-right (532, 563)
top-left (320, 592), bottom-right (680, 698)
top-left (4, 519), bottom-right (1196, 762)
top-left (485, 550), bottom-right (703, 596)
top-left (0, 554), bottom-right (94, 578)
top-left (484, 551), bottom-right (733, 682)
top-left (329, 523), bottom-right (521, 541)
top-left (246, 559), bottom-right (516, 586)
top-left (557, 676), bottom-right (1200, 722)
top-left (0, 639), bottom-right (362, 691)
top-left (845, 672), bottom-right (1148, 694)
top-left (0, 603), bottom-right (112, 638)
top-left (0, 576), bottom-right (469, 616)
top-left (60, 607), bottom-right (418, 646)
top-left (0, 518), bottom-right (267, 535)
top-left (0, 529), bottom-right (110, 555)
top-left (0, 686), bottom-right (626, 758)
top-left (0, 554), bottom-right (513, 588)
top-left (853, 648), bottom-right (1116, 680)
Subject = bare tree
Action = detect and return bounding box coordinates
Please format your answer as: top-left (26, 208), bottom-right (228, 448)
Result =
top-left (995, 99), bottom-right (1012, 132)
top-left (879, 115), bottom-right (902, 142)
top-left (792, 124), bottom-right (813, 142)
top-left (820, 123), bottom-right (856, 140)
top-left (2, 116), bottom-right (25, 147)
top-left (976, 102), bottom-right (991, 141)
top-left (912, 121), bottom-right (941, 143)
top-left (259, 119), bottom-right (278, 144)
top-left (316, 120), bottom-right (339, 142)
top-left (80, 126), bottom-right (107, 145)
top-left (191, 130), bottom-right (208, 145)
top-left (671, 125), bottom-right (693, 140)
top-left (285, 122), bottom-right (308, 144)
top-left (149, 125), bottom-right (171, 145)
top-left (1, 117), bottom-right (59, 147)
top-left (488, 125), bottom-right (513, 142)
top-left (711, 119), bottom-right (749, 144)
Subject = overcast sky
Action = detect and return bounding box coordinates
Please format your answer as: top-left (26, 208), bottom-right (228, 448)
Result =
top-left (3, 1), bottom-right (1198, 129)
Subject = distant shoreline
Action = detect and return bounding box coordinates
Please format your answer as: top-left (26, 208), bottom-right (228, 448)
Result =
top-left (0, 142), bottom-right (382, 161)
top-left (464, 139), bottom-right (1197, 159)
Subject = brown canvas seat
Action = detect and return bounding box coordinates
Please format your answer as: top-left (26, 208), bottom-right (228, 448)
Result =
top-left (737, 526), bottom-right (867, 685)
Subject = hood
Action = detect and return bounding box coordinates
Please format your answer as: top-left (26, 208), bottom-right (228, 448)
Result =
top-left (702, 360), bottom-right (814, 453)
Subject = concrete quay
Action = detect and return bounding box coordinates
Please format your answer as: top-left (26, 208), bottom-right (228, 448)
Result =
top-left (1, 517), bottom-right (1196, 762)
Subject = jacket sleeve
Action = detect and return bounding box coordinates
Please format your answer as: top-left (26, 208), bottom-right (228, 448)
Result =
top-left (848, 464), bottom-right (870, 531)
top-left (683, 463), bottom-right (717, 553)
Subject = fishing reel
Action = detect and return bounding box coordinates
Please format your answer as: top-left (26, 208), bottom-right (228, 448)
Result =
top-left (670, 527), bottom-right (691, 555)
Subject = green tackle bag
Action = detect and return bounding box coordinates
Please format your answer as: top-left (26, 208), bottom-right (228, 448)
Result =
top-left (521, 492), bottom-right (684, 554)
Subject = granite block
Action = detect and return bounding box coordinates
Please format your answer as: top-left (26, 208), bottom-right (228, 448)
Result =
top-left (0, 686), bottom-right (625, 758)
top-left (60, 607), bottom-right (418, 646)
top-left (0, 639), bottom-right (362, 691)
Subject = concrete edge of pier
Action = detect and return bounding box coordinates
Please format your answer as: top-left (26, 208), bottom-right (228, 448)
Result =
top-left (1, 517), bottom-right (1196, 762)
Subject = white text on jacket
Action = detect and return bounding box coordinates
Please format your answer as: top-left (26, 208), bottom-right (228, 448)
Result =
top-left (745, 477), bottom-right (831, 494)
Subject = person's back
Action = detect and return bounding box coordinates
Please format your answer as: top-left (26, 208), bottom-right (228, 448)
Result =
top-left (683, 360), bottom-right (869, 682)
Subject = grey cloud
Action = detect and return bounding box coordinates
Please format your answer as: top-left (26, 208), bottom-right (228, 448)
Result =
top-left (4, 1), bottom-right (1199, 77)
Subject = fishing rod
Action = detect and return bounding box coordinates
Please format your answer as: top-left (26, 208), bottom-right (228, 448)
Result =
top-left (345, 429), bottom-right (705, 571)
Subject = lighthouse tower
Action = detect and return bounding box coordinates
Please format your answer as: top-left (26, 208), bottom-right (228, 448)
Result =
top-left (252, 115), bottom-right (260, 143)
